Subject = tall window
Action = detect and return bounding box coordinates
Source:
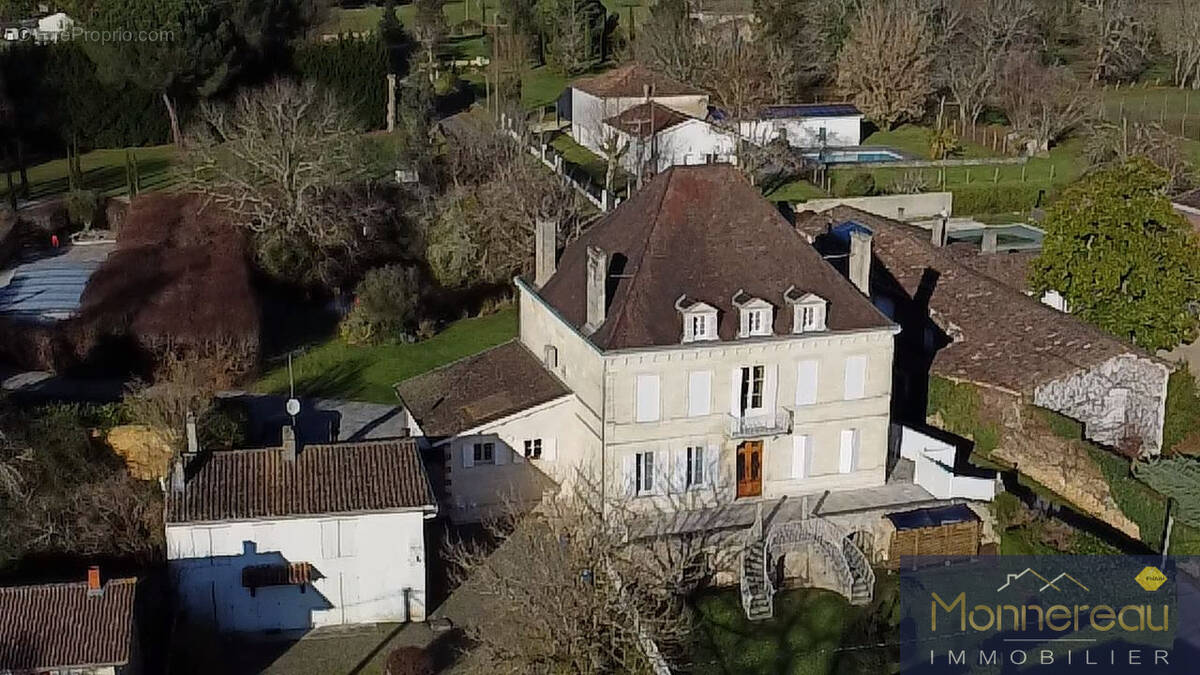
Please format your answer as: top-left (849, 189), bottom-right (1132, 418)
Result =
top-left (691, 314), bottom-right (708, 339)
top-left (740, 365), bottom-right (765, 412)
top-left (685, 446), bottom-right (705, 488)
top-left (473, 442), bottom-right (495, 464)
top-left (635, 451), bottom-right (655, 494)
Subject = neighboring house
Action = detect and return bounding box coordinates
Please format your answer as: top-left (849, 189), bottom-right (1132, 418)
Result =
top-left (603, 101), bottom-right (739, 175)
top-left (795, 206), bottom-right (1171, 455)
top-left (0, 571), bottom-right (140, 675)
top-left (1172, 188), bottom-right (1200, 231)
top-left (569, 63), bottom-right (710, 159)
top-left (397, 166), bottom-right (996, 584)
top-left (731, 104), bottom-right (865, 148)
top-left (35, 11), bottom-right (72, 41)
top-left (165, 435), bottom-right (437, 633)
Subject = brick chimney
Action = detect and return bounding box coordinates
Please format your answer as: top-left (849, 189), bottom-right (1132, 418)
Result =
top-left (184, 411), bottom-right (199, 460)
top-left (87, 566), bottom-right (102, 596)
top-left (849, 229), bottom-right (872, 295)
top-left (534, 215), bottom-right (558, 287)
top-left (281, 424), bottom-right (297, 462)
top-left (583, 246), bottom-right (607, 335)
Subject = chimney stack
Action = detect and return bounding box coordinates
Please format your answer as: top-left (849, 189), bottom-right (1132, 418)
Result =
top-left (281, 424), bottom-right (297, 462)
top-left (849, 229), bottom-right (872, 295)
top-left (981, 230), bottom-right (998, 254)
top-left (185, 411), bottom-right (199, 459)
top-left (932, 215), bottom-right (948, 247)
top-left (534, 216), bottom-right (558, 287)
top-left (583, 246), bottom-right (607, 334)
top-left (87, 566), bottom-right (102, 596)
top-left (169, 455), bottom-right (185, 494)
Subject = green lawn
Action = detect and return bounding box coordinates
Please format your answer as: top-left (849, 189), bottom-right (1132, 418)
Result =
top-left (1, 145), bottom-right (177, 201)
top-left (548, 131), bottom-right (631, 194)
top-left (764, 179), bottom-right (828, 203)
top-left (690, 581), bottom-right (898, 675)
top-left (523, 66), bottom-right (571, 110)
top-left (253, 308), bottom-right (518, 404)
top-left (861, 124), bottom-right (998, 160)
top-left (1099, 85), bottom-right (1200, 141)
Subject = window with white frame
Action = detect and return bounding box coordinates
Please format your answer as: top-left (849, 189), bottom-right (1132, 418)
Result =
top-left (524, 438), bottom-right (543, 459)
top-left (685, 445), bottom-right (705, 488)
top-left (681, 304), bottom-right (718, 343)
top-left (473, 442), bottom-right (495, 464)
top-left (793, 300), bottom-right (827, 333)
top-left (635, 451), bottom-right (655, 495)
top-left (739, 306), bottom-right (773, 337)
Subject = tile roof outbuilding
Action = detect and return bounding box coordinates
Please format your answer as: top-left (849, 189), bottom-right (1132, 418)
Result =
top-left (166, 438), bottom-right (436, 524)
top-left (0, 578), bottom-right (137, 672)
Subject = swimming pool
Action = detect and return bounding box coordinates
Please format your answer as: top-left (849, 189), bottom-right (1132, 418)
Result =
top-left (803, 148), bottom-right (906, 164)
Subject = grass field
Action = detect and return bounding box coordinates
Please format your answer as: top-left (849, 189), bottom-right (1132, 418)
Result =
top-left (0, 145), bottom-right (177, 202)
top-left (1098, 85), bottom-right (1200, 141)
top-left (253, 307), bottom-right (518, 403)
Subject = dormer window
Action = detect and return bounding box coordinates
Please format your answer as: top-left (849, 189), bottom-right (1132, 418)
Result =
top-left (785, 287), bottom-right (828, 333)
top-left (676, 296), bottom-right (719, 343)
top-left (732, 291), bottom-right (773, 338)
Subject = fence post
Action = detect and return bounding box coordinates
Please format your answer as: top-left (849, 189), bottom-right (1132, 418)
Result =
top-left (1049, 164), bottom-right (1056, 181)
top-left (993, 167), bottom-right (999, 184)
top-left (1021, 165), bottom-right (1027, 183)
top-left (965, 168), bottom-right (971, 185)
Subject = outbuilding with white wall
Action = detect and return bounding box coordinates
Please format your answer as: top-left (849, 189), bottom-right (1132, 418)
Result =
top-left (165, 437), bottom-right (437, 633)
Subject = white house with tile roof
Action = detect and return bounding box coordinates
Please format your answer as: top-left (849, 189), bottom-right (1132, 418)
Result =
top-left (165, 437), bottom-right (437, 632)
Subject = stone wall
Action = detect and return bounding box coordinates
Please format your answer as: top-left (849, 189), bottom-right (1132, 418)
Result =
top-left (1033, 354), bottom-right (1170, 456)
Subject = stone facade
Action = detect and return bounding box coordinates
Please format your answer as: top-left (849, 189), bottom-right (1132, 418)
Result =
top-left (1033, 354), bottom-right (1170, 456)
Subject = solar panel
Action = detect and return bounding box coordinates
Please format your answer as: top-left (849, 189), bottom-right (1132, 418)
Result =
top-left (830, 221), bottom-right (874, 242)
top-left (0, 255), bottom-right (104, 320)
top-left (760, 103), bottom-right (861, 119)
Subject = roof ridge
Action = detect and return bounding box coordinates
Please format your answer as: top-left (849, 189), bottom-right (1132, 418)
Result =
top-left (0, 577), bottom-right (137, 592)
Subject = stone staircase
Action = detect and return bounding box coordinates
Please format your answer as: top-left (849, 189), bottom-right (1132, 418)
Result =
top-left (740, 512), bottom-right (875, 621)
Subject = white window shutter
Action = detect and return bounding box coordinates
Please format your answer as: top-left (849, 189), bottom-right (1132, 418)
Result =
top-left (730, 367), bottom-right (742, 416)
top-left (544, 437), bottom-right (558, 461)
top-left (320, 521), bottom-right (339, 559)
top-left (622, 454), bottom-right (637, 497)
top-left (705, 443), bottom-right (719, 486)
top-left (495, 443), bottom-right (508, 465)
top-left (688, 371), bottom-right (712, 417)
top-left (338, 520), bottom-right (357, 558)
top-left (763, 363), bottom-right (779, 411)
top-left (462, 444), bottom-right (474, 468)
top-left (796, 360), bottom-right (818, 406)
top-left (673, 447), bottom-right (687, 492)
top-left (839, 429), bottom-right (857, 474)
top-left (792, 435), bottom-right (810, 479)
top-left (654, 451), bottom-right (668, 494)
top-left (844, 355), bottom-right (867, 400)
top-left (635, 374), bottom-right (661, 422)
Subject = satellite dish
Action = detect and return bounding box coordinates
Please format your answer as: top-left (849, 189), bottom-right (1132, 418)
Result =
top-left (286, 398), bottom-right (301, 417)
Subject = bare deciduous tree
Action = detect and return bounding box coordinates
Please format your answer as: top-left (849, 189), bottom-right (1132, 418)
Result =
top-left (1156, 0), bottom-right (1200, 89)
top-left (835, 1), bottom-right (935, 129)
top-left (182, 80), bottom-right (382, 288)
top-left (443, 470), bottom-right (740, 673)
top-left (633, 0), bottom-right (707, 85)
top-left (1078, 0), bottom-right (1153, 82)
top-left (940, 0), bottom-right (1037, 128)
top-left (994, 52), bottom-right (1094, 154)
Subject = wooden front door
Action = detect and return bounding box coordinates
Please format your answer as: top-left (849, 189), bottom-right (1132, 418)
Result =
top-left (736, 441), bottom-right (763, 498)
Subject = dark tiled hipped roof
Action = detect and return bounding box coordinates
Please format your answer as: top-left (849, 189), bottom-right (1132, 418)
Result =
top-left (395, 341), bottom-right (570, 438)
top-left (795, 206), bottom-right (1154, 394)
top-left (536, 165), bottom-right (893, 350)
top-left (166, 439), bottom-right (435, 523)
top-left (0, 578), bottom-right (136, 671)
top-left (606, 101), bottom-right (694, 137)
top-left (944, 242), bottom-right (1037, 293)
top-left (572, 63), bottom-right (706, 98)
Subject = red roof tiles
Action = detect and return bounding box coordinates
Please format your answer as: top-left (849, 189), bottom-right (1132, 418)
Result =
top-left (166, 439), bottom-right (436, 523)
top-left (572, 63), bottom-right (706, 98)
top-left (0, 578), bottom-right (136, 672)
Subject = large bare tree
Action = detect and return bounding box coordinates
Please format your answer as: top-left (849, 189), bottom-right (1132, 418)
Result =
top-left (444, 470), bottom-right (740, 673)
top-left (182, 80), bottom-right (384, 288)
top-left (1156, 0), bottom-right (1200, 89)
top-left (835, 1), bottom-right (935, 129)
top-left (940, 0), bottom-right (1038, 128)
top-left (1078, 0), bottom-right (1153, 83)
top-left (994, 52), bottom-right (1094, 155)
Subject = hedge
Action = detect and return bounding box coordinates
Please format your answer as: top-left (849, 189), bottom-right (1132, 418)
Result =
top-left (949, 183), bottom-right (1054, 216)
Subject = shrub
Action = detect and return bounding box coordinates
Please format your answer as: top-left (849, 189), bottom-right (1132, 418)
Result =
top-left (950, 184), bottom-right (1051, 217)
top-left (836, 172), bottom-right (876, 197)
top-left (66, 190), bottom-right (100, 231)
top-left (384, 647), bottom-right (433, 675)
top-left (341, 264), bottom-right (422, 345)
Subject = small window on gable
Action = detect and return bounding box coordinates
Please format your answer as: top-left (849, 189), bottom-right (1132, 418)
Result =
top-left (785, 288), bottom-right (827, 333)
top-left (732, 291), bottom-right (773, 338)
top-left (676, 296), bottom-right (719, 343)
